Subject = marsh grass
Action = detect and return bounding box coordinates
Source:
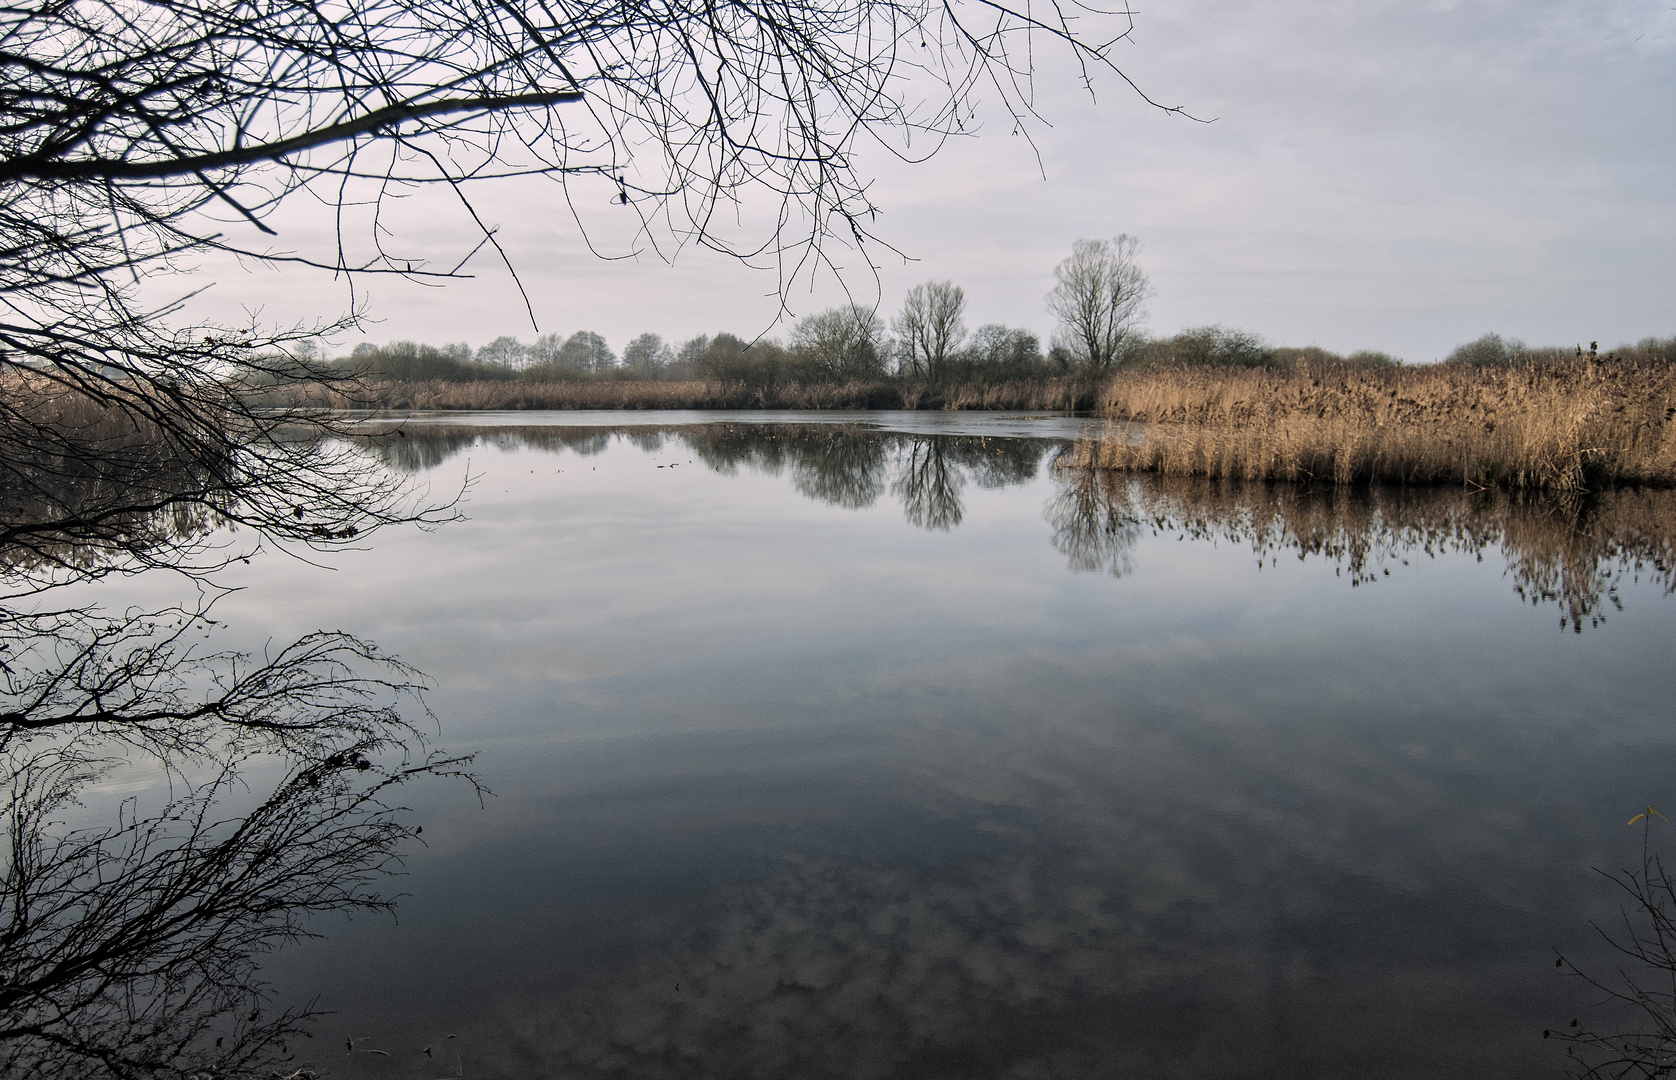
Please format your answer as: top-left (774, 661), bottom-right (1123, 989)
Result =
top-left (1090, 360), bottom-right (1676, 490)
top-left (255, 376), bottom-right (1098, 412)
top-left (0, 373), bottom-right (225, 574)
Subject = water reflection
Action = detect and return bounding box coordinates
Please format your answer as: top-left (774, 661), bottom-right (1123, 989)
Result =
top-left (1052, 466), bottom-right (1676, 632)
top-left (0, 403), bottom-right (461, 1076)
top-left (378, 422), bottom-right (1676, 632)
top-left (267, 416), bottom-right (1676, 1079)
top-left (374, 423), bottom-right (1055, 533)
top-left (0, 402), bottom-right (225, 583)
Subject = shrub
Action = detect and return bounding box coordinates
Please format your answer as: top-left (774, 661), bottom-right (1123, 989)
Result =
top-left (336, 341), bottom-right (515, 382)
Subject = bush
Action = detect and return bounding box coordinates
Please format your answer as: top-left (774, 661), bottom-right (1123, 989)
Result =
top-left (1136, 325), bottom-right (1276, 369)
top-left (695, 333), bottom-right (796, 390)
top-left (336, 341), bottom-right (516, 383)
top-left (1445, 332), bottom-right (1523, 366)
top-left (956, 325), bottom-right (1048, 383)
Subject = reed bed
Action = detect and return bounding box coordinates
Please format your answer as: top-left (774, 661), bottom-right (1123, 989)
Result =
top-left (1089, 360), bottom-right (1676, 489)
top-left (254, 375), bottom-right (1097, 412)
top-left (0, 373), bottom-right (222, 575)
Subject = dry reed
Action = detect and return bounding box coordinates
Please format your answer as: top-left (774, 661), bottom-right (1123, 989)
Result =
top-left (1090, 360), bottom-right (1676, 489)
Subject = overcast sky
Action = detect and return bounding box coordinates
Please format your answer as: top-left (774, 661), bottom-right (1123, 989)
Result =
top-left (179, 0), bottom-right (1675, 364)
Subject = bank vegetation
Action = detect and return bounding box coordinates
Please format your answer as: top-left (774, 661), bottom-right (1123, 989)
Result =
top-left (1082, 341), bottom-right (1676, 491)
top-left (259, 373), bottom-right (1100, 412)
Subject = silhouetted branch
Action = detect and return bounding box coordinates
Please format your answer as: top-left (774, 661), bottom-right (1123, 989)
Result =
top-left (1550, 819), bottom-right (1676, 1078)
top-left (0, 742), bottom-right (474, 1079)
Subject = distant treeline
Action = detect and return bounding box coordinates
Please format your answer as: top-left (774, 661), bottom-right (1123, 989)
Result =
top-left (1437, 333), bottom-right (1676, 367)
top-left (325, 324), bottom-right (1676, 393)
top-left (331, 323), bottom-right (1051, 389)
top-left (290, 242), bottom-right (1669, 388)
top-left (333, 324), bottom-right (1406, 387)
top-left (259, 375), bottom-right (1101, 413)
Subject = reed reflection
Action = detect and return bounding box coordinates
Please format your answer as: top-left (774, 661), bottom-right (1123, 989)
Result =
top-left (1050, 464), bottom-right (1676, 632)
top-left (383, 422), bottom-right (1676, 634)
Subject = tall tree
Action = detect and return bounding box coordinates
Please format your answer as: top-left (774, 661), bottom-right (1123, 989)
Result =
top-left (792, 306), bottom-right (888, 381)
top-left (893, 281), bottom-right (968, 382)
top-left (622, 333), bottom-right (675, 379)
top-left (558, 331), bottom-right (616, 374)
top-left (476, 335), bottom-right (529, 368)
top-left (1045, 236), bottom-right (1152, 373)
top-left (527, 332), bottom-right (566, 367)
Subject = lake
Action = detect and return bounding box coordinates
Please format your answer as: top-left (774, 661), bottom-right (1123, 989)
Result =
top-left (201, 411), bottom-right (1676, 1078)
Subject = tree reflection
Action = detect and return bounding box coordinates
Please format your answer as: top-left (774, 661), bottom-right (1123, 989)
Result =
top-left (788, 428), bottom-right (889, 510)
top-left (379, 421), bottom-right (1676, 633)
top-left (0, 726), bottom-right (467, 1078)
top-left (893, 436), bottom-right (965, 530)
top-left (1047, 462), bottom-right (1143, 575)
top-left (1, 401), bottom-right (466, 1076)
top-left (384, 423), bottom-right (1054, 532)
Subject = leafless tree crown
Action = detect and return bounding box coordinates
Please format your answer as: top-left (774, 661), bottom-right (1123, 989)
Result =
top-left (2, 0), bottom-right (1162, 306)
top-left (893, 281), bottom-right (968, 382)
top-left (1046, 235), bottom-right (1152, 373)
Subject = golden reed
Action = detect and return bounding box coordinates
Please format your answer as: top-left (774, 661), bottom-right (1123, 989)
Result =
top-left (1086, 360), bottom-right (1676, 489)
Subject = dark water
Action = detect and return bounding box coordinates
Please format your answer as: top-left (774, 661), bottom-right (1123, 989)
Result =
top-left (208, 412), bottom-right (1676, 1078)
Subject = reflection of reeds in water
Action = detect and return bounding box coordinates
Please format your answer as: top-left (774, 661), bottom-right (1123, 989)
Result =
top-left (0, 376), bottom-right (225, 580)
top-left (1094, 361), bottom-right (1676, 489)
top-left (380, 421), bottom-right (1676, 631)
top-left (1050, 464), bottom-right (1676, 632)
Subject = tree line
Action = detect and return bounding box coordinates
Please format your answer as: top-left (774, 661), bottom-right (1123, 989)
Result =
top-left (333, 318), bottom-right (1052, 387)
top-left (329, 235), bottom-right (1673, 388)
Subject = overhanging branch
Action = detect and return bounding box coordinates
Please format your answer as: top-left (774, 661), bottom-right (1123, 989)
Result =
top-left (2, 90), bottom-right (585, 182)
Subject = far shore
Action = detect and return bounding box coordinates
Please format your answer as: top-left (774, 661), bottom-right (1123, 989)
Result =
top-left (257, 354), bottom-right (1676, 491)
top-left (253, 376), bottom-right (1103, 413)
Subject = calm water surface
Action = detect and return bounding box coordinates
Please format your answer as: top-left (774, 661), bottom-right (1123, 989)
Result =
top-left (210, 411), bottom-right (1676, 1078)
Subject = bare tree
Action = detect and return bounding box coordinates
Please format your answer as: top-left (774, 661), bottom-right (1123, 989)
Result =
top-left (558, 331), bottom-right (617, 374)
top-left (791, 306), bottom-right (888, 382)
top-left (893, 282), bottom-right (968, 382)
top-left (1045, 236), bottom-right (1153, 374)
top-left (622, 334), bottom-right (675, 379)
top-left (527, 332), bottom-right (566, 367)
top-left (476, 335), bottom-right (530, 369)
top-left (0, 6), bottom-right (1179, 1071)
top-left (965, 324), bottom-right (1046, 379)
top-left (3, 0), bottom-right (1172, 395)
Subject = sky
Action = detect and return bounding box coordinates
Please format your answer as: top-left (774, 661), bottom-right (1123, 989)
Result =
top-left (175, 0), bottom-right (1675, 364)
